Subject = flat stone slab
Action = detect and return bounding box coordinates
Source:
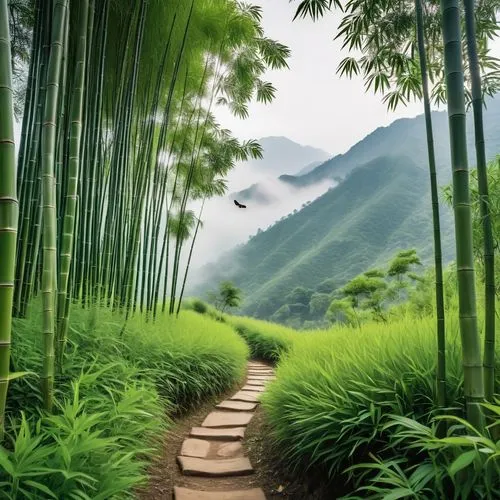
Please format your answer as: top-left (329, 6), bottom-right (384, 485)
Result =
top-left (248, 370), bottom-right (274, 375)
top-left (202, 411), bottom-right (254, 428)
top-left (241, 385), bottom-right (265, 392)
top-left (190, 427), bottom-right (245, 441)
top-left (180, 438), bottom-right (211, 458)
top-left (245, 380), bottom-right (266, 387)
top-left (174, 486), bottom-right (265, 500)
top-left (216, 441), bottom-right (243, 458)
top-left (177, 456), bottom-right (254, 477)
top-left (216, 400), bottom-right (258, 411)
top-left (247, 375), bottom-right (275, 381)
top-left (230, 391), bottom-right (260, 403)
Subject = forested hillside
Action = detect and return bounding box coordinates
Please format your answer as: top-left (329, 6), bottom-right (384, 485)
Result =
top-left (194, 98), bottom-right (500, 320)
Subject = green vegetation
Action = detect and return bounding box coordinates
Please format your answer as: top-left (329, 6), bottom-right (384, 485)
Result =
top-left (227, 316), bottom-right (298, 363)
top-left (245, 309), bottom-right (499, 497)
top-left (2, 303), bottom-right (247, 497)
top-left (207, 281), bottom-right (243, 318)
top-left (2, 0), bottom-right (500, 497)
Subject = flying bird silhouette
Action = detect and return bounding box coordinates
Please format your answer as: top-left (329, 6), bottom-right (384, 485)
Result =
top-left (234, 199), bottom-right (247, 209)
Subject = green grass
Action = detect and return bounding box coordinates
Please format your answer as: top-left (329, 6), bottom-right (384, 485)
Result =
top-left (244, 311), bottom-right (500, 495)
top-left (3, 302), bottom-right (248, 499)
top-left (226, 315), bottom-right (300, 362)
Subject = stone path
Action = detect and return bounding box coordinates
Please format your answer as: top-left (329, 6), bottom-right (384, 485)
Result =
top-left (173, 361), bottom-right (276, 500)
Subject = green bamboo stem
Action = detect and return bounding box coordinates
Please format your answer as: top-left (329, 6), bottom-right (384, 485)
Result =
top-left (462, 0), bottom-right (495, 402)
top-left (0, 0), bottom-right (18, 441)
top-left (41, 0), bottom-right (68, 412)
top-left (415, 0), bottom-right (446, 409)
top-left (56, 0), bottom-right (89, 369)
top-left (440, 0), bottom-right (483, 430)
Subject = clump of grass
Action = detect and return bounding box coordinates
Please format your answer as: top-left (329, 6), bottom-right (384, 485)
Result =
top-left (260, 314), bottom-right (500, 489)
top-left (227, 316), bottom-right (299, 362)
top-left (4, 302), bottom-right (248, 497)
top-left (183, 297), bottom-right (226, 322)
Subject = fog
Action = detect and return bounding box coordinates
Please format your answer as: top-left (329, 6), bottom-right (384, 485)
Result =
top-left (186, 168), bottom-right (336, 280)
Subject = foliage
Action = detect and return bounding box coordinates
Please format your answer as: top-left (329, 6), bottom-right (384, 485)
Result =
top-left (1, 303), bottom-right (248, 497)
top-left (260, 312), bottom-right (500, 495)
top-left (227, 316), bottom-right (298, 363)
top-left (348, 406), bottom-right (500, 499)
top-left (387, 249), bottom-right (422, 280)
top-left (207, 281), bottom-right (243, 317)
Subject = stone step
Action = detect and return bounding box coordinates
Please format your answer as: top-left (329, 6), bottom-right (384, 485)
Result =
top-left (180, 438), bottom-right (211, 458)
top-left (241, 385), bottom-right (265, 392)
top-left (245, 380), bottom-right (266, 387)
top-left (247, 375), bottom-right (275, 381)
top-left (202, 411), bottom-right (254, 428)
top-left (247, 371), bottom-right (274, 376)
top-left (216, 441), bottom-right (243, 458)
top-left (177, 456), bottom-right (254, 477)
top-left (216, 400), bottom-right (258, 411)
top-left (230, 391), bottom-right (260, 403)
top-left (190, 426), bottom-right (245, 441)
top-left (174, 486), bottom-right (266, 500)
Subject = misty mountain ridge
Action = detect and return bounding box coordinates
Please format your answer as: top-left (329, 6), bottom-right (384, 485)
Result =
top-left (244, 136), bottom-right (330, 176)
top-left (190, 97), bottom-right (500, 321)
top-left (229, 136), bottom-right (331, 205)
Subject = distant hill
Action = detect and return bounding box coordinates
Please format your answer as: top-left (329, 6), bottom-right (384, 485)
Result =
top-left (244, 136), bottom-right (330, 176)
top-left (230, 137), bottom-right (331, 205)
top-left (192, 98), bottom-right (500, 320)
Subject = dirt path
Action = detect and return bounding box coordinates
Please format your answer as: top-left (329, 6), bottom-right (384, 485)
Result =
top-left (139, 362), bottom-right (276, 499)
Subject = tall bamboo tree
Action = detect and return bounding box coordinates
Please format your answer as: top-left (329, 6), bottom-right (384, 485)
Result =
top-left (415, 0), bottom-right (446, 409)
top-left (56, 0), bottom-right (89, 369)
top-left (463, 0), bottom-right (496, 402)
top-left (440, 0), bottom-right (483, 429)
top-left (40, 0), bottom-right (68, 411)
top-left (0, 0), bottom-right (18, 441)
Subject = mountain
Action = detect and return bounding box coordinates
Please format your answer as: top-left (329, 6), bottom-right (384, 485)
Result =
top-left (229, 137), bottom-right (331, 205)
top-left (280, 98), bottom-right (500, 188)
top-left (192, 98), bottom-right (500, 320)
top-left (244, 136), bottom-right (330, 176)
top-left (233, 182), bottom-right (278, 205)
top-left (297, 160), bottom-right (323, 176)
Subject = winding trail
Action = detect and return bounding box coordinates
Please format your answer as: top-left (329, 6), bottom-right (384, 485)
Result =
top-left (173, 362), bottom-right (276, 500)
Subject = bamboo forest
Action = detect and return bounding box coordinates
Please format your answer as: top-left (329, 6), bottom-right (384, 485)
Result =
top-left (1, 0), bottom-right (500, 498)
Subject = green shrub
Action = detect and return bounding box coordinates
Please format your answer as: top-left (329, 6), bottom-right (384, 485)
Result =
top-left (261, 314), bottom-right (500, 492)
top-left (348, 407), bottom-right (500, 499)
top-left (192, 299), bottom-right (208, 314)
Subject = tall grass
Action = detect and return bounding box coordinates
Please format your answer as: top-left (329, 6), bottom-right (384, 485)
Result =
top-left (2, 303), bottom-right (248, 498)
top-left (227, 315), bottom-right (300, 362)
top-left (258, 312), bottom-right (499, 494)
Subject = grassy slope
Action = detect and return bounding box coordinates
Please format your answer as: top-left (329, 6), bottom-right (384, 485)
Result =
top-left (226, 308), bottom-right (500, 496)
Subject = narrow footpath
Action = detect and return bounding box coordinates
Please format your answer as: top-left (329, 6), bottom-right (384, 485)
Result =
top-left (173, 361), bottom-right (276, 500)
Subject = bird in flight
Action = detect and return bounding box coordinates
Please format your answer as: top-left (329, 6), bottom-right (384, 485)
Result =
top-left (234, 200), bottom-right (247, 209)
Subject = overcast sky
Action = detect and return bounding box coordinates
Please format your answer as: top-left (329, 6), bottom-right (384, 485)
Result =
top-left (214, 0), bottom-right (500, 156)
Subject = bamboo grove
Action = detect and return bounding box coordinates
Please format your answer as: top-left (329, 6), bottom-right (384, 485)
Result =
top-left (1, 0), bottom-right (289, 426)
